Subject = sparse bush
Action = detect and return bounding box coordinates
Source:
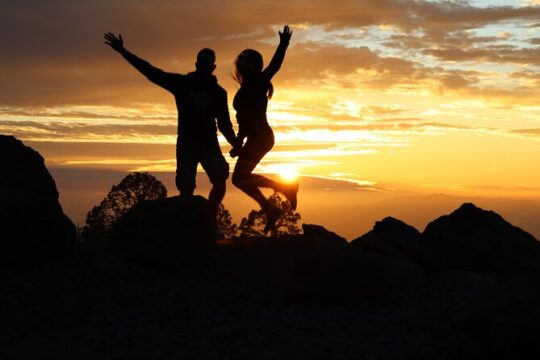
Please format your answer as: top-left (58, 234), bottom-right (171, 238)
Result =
top-left (238, 192), bottom-right (301, 238)
top-left (217, 203), bottom-right (238, 239)
top-left (81, 172), bottom-right (167, 245)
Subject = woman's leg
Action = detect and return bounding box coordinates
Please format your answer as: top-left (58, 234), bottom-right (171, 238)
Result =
top-left (233, 136), bottom-right (299, 210)
top-left (232, 148), bottom-right (284, 233)
top-left (232, 153), bottom-right (278, 209)
top-left (232, 130), bottom-right (280, 206)
top-left (232, 129), bottom-right (297, 231)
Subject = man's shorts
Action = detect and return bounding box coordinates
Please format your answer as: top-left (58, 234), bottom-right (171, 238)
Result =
top-left (175, 140), bottom-right (229, 193)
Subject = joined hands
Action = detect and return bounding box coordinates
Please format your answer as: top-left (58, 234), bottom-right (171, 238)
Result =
top-left (229, 146), bottom-right (242, 158)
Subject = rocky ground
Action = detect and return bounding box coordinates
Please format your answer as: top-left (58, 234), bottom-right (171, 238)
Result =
top-left (3, 238), bottom-right (537, 360)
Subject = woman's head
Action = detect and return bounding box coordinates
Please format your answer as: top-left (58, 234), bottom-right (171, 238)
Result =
top-left (234, 49), bottom-right (263, 82)
top-left (234, 49), bottom-right (273, 98)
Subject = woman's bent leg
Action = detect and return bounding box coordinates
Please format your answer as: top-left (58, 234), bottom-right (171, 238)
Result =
top-left (232, 156), bottom-right (272, 208)
top-left (232, 135), bottom-right (279, 209)
top-left (232, 154), bottom-right (283, 233)
top-left (232, 130), bottom-right (288, 232)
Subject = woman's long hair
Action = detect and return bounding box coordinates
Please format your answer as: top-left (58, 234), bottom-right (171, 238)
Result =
top-left (233, 49), bottom-right (274, 99)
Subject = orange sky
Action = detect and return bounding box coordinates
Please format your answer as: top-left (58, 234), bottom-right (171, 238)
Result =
top-left (1, 0), bottom-right (539, 238)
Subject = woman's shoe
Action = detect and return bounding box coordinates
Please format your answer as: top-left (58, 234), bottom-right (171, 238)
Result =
top-left (281, 182), bottom-right (299, 210)
top-left (263, 204), bottom-right (283, 234)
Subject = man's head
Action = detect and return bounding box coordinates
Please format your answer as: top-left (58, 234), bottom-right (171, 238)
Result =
top-left (196, 48), bottom-right (216, 75)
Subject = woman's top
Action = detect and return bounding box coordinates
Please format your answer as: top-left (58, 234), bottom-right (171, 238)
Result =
top-left (233, 40), bottom-right (289, 137)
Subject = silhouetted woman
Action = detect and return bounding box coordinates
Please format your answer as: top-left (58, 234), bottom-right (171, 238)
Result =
top-left (231, 25), bottom-right (298, 232)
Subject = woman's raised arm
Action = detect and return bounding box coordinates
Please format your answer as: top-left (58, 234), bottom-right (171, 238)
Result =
top-left (262, 25), bottom-right (292, 80)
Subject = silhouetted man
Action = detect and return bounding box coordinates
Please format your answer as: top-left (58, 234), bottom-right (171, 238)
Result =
top-left (104, 33), bottom-right (239, 227)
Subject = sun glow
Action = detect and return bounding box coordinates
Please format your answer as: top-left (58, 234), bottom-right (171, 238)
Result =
top-left (263, 163), bottom-right (300, 182)
top-left (275, 164), bottom-right (299, 183)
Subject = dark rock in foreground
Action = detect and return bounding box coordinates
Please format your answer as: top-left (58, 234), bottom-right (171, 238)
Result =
top-left (110, 195), bottom-right (215, 262)
top-left (288, 224), bottom-right (425, 302)
top-left (0, 135), bottom-right (76, 257)
top-left (291, 246), bottom-right (425, 303)
top-left (351, 216), bottom-right (436, 269)
top-left (4, 199), bottom-right (540, 358)
top-left (455, 274), bottom-right (540, 359)
top-left (423, 203), bottom-right (540, 272)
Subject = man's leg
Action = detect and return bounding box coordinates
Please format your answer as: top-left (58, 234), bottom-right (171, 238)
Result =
top-left (208, 181), bottom-right (226, 220)
top-left (200, 141), bottom-right (230, 223)
top-left (176, 140), bottom-right (198, 196)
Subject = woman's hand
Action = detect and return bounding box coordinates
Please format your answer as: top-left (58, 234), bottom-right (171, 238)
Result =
top-left (230, 135), bottom-right (245, 158)
top-left (279, 25), bottom-right (292, 44)
top-left (104, 32), bottom-right (125, 53)
top-left (230, 146), bottom-right (242, 158)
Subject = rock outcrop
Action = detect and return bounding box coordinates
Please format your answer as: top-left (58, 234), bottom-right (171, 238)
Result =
top-left (351, 217), bottom-right (435, 269)
top-left (422, 203), bottom-right (540, 272)
top-left (301, 223), bottom-right (348, 247)
top-left (109, 195), bottom-right (215, 262)
top-left (0, 135), bottom-right (76, 257)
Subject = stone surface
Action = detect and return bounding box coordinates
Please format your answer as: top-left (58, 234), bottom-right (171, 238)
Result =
top-left (0, 135), bottom-right (76, 257)
top-left (455, 274), bottom-right (540, 359)
top-left (290, 246), bottom-right (425, 302)
top-left (109, 195), bottom-right (215, 262)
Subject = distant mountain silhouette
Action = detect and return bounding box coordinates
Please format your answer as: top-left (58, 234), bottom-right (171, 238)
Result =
top-left (349, 203), bottom-right (540, 273)
top-left (0, 135), bottom-right (76, 258)
top-left (350, 216), bottom-right (436, 269)
top-left (301, 223), bottom-right (348, 246)
top-left (423, 202), bottom-right (540, 272)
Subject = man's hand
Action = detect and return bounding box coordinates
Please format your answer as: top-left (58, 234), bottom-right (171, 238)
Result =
top-left (104, 32), bottom-right (125, 53)
top-left (278, 25), bottom-right (292, 44)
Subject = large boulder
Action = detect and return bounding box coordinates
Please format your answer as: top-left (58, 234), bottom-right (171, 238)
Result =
top-left (0, 135), bottom-right (76, 257)
top-left (301, 223), bottom-right (348, 247)
top-left (109, 195), bottom-right (215, 262)
top-left (351, 217), bottom-right (436, 269)
top-left (422, 203), bottom-right (540, 272)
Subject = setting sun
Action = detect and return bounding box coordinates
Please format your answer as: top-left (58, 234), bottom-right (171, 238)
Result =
top-left (276, 164), bottom-right (299, 183)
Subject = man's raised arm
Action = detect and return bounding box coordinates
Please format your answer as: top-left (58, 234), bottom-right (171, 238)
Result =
top-left (104, 32), bottom-right (179, 92)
